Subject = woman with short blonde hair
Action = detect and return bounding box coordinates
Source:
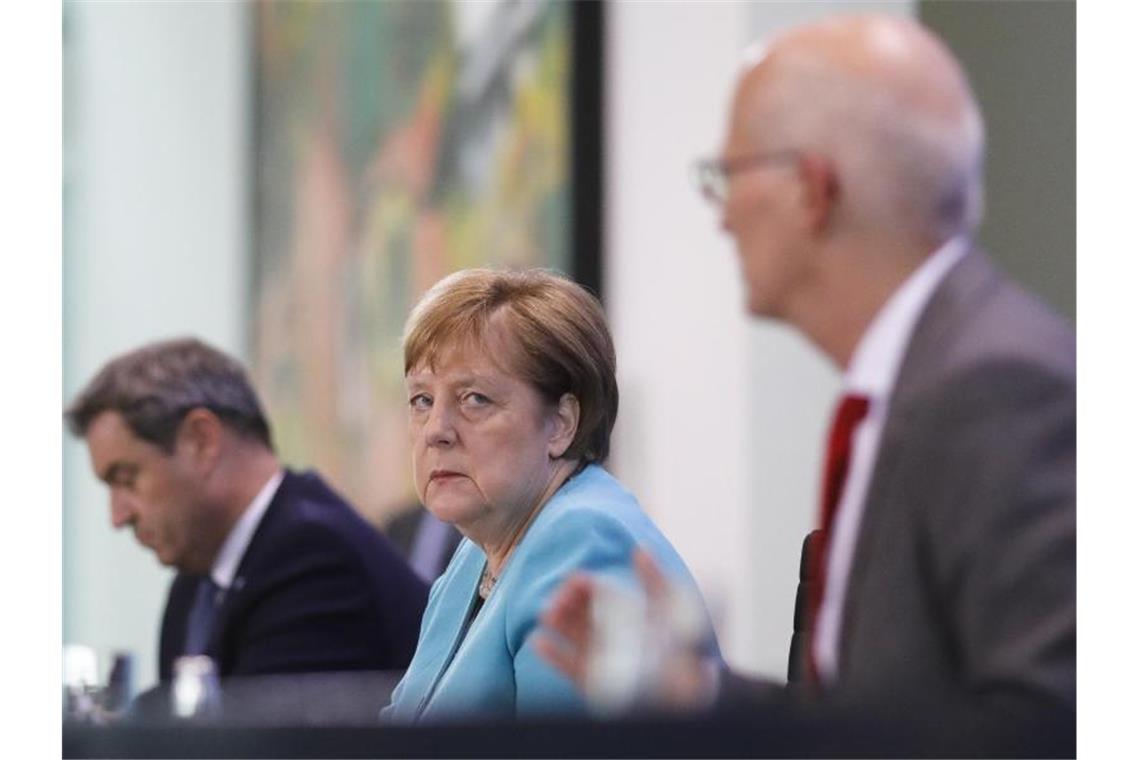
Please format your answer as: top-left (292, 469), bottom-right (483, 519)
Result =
top-left (384, 268), bottom-right (718, 721)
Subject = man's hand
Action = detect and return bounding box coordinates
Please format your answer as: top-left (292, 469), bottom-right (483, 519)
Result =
top-left (534, 572), bottom-right (596, 687)
top-left (535, 549), bottom-right (718, 713)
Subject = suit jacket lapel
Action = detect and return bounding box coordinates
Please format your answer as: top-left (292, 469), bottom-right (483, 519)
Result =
top-left (204, 470), bottom-right (299, 660)
top-left (837, 251), bottom-right (999, 675)
top-left (158, 573), bottom-right (200, 681)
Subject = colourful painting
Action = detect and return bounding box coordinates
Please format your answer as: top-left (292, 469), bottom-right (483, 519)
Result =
top-left (251, 0), bottom-right (594, 525)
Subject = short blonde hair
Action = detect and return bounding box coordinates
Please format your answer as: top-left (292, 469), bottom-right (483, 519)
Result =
top-left (403, 269), bottom-right (617, 463)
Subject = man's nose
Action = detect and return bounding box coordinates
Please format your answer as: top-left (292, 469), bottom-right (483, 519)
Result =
top-left (109, 490), bottom-right (137, 529)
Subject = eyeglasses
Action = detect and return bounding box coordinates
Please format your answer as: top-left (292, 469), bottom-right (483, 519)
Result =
top-left (691, 150), bottom-right (800, 205)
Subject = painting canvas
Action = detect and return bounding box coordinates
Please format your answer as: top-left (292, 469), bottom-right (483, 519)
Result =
top-left (251, 0), bottom-right (597, 525)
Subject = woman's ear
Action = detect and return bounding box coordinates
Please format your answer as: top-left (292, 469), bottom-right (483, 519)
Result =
top-left (547, 393), bottom-right (580, 459)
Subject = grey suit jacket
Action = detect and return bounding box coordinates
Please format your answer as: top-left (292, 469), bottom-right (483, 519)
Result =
top-left (722, 252), bottom-right (1074, 731)
top-left (834, 251), bottom-right (1075, 711)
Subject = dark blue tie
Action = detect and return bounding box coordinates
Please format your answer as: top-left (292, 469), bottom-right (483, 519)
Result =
top-left (184, 577), bottom-right (222, 656)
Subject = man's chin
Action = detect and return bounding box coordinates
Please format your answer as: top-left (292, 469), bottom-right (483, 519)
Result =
top-left (745, 294), bottom-right (776, 319)
top-left (744, 281), bottom-right (790, 320)
top-left (151, 548), bottom-right (184, 571)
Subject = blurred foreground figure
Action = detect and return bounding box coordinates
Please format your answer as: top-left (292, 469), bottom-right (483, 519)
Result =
top-left (66, 338), bottom-right (428, 682)
top-left (537, 12), bottom-right (1074, 743)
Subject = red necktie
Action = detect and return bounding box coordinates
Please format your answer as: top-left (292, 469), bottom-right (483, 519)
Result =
top-left (807, 393), bottom-right (870, 685)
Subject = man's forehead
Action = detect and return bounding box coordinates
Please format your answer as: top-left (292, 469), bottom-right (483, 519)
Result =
top-left (86, 410), bottom-right (133, 443)
top-left (724, 80), bottom-right (765, 154)
top-left (85, 411), bottom-right (155, 470)
top-left (727, 51), bottom-right (783, 131)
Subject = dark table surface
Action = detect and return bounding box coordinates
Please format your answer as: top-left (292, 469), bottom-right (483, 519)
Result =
top-left (62, 672), bottom-right (1075, 758)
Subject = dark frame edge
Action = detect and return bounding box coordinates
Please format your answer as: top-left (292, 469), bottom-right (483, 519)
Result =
top-left (570, 0), bottom-right (605, 303)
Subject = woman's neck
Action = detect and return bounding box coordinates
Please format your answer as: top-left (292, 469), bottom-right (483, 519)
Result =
top-left (480, 458), bottom-right (581, 577)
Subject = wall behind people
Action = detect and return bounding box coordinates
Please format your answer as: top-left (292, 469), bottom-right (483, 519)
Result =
top-left (920, 0), bottom-right (1075, 320)
top-left (63, 0), bottom-right (249, 688)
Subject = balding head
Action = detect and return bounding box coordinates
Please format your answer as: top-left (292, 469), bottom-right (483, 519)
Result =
top-left (737, 15), bottom-right (985, 247)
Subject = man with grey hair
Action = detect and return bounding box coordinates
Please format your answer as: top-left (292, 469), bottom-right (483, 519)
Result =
top-left (537, 13), bottom-right (1073, 747)
top-left (67, 337), bottom-right (428, 682)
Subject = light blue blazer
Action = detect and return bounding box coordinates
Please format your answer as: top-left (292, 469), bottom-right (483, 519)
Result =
top-left (382, 464), bottom-right (719, 722)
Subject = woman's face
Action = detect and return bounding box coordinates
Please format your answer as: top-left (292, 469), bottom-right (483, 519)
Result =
top-left (405, 333), bottom-right (574, 540)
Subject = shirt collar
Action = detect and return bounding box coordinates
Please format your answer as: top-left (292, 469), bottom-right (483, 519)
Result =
top-left (844, 237), bottom-right (969, 400)
top-left (209, 469), bottom-right (284, 589)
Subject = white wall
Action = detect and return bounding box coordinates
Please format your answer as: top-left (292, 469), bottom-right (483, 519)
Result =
top-left (63, 0), bottom-right (250, 689)
top-left (605, 0), bottom-right (912, 679)
top-left (602, 0), bottom-right (753, 671)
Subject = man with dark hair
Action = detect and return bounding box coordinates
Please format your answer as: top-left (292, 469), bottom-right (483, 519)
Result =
top-left (67, 337), bottom-right (428, 681)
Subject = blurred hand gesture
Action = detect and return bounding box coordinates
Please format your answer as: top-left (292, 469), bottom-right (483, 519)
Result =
top-left (535, 548), bottom-right (718, 714)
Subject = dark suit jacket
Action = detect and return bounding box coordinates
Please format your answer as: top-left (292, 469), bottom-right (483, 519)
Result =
top-left (726, 252), bottom-right (1075, 733)
top-left (158, 470), bottom-right (428, 681)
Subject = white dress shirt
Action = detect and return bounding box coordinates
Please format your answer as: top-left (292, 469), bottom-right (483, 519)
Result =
top-left (209, 469), bottom-right (285, 591)
top-left (812, 238), bottom-right (968, 683)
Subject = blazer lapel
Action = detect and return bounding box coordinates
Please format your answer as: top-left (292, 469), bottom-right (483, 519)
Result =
top-left (837, 399), bottom-right (912, 675)
top-left (414, 546), bottom-right (484, 719)
top-left (837, 251), bottom-right (999, 675)
top-left (200, 471), bottom-right (298, 667)
top-left (158, 573), bottom-right (198, 681)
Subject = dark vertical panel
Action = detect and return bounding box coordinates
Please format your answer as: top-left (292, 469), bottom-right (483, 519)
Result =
top-left (571, 0), bottom-right (605, 302)
top-left (921, 0), bottom-right (1075, 321)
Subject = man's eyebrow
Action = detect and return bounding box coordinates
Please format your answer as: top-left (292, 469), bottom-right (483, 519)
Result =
top-left (100, 462), bottom-right (137, 485)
